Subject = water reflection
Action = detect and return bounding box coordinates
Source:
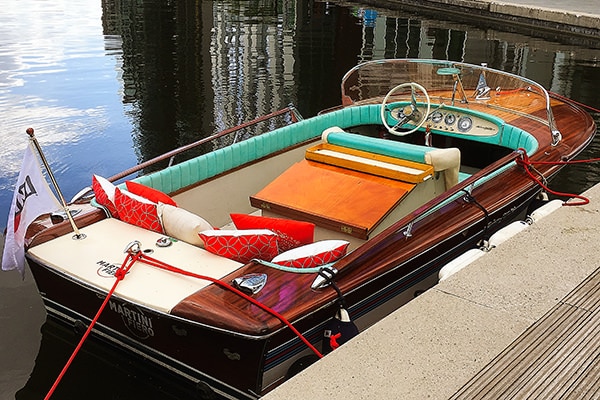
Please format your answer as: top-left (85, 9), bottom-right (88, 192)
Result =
top-left (1, 0), bottom-right (600, 398)
top-left (17, 319), bottom-right (202, 400)
top-left (0, 0), bottom-right (133, 217)
top-left (2, 0), bottom-right (598, 219)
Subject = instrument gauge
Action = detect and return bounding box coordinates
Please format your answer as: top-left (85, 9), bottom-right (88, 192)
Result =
top-left (430, 111), bottom-right (443, 124)
top-left (458, 116), bottom-right (473, 132)
top-left (444, 113), bottom-right (456, 125)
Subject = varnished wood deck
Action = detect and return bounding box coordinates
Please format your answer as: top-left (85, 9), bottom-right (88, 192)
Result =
top-left (450, 267), bottom-right (600, 399)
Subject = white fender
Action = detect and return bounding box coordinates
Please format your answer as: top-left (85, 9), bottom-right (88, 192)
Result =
top-left (527, 199), bottom-right (563, 223)
top-left (488, 220), bottom-right (529, 248)
top-left (438, 248), bottom-right (486, 281)
top-left (439, 200), bottom-right (563, 283)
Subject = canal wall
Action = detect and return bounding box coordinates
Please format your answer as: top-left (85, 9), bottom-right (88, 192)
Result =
top-left (330, 0), bottom-right (600, 37)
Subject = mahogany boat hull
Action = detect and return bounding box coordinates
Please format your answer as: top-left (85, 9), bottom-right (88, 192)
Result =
top-left (26, 177), bottom-right (540, 398)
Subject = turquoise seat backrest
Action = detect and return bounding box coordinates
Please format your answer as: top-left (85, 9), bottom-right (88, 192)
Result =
top-left (132, 106), bottom-right (382, 193)
top-left (499, 124), bottom-right (538, 154)
top-left (132, 104), bottom-right (537, 193)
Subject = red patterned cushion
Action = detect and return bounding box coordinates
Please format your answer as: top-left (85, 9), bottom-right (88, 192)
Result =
top-left (230, 214), bottom-right (314, 252)
top-left (199, 229), bottom-right (279, 264)
top-left (92, 175), bottom-right (118, 217)
top-left (126, 180), bottom-right (177, 207)
top-left (114, 188), bottom-right (163, 233)
top-left (271, 240), bottom-right (349, 269)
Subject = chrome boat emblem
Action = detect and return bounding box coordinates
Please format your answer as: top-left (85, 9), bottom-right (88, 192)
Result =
top-left (232, 273), bottom-right (268, 295)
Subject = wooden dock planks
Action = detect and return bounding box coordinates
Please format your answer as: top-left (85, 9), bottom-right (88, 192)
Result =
top-left (450, 267), bottom-right (600, 399)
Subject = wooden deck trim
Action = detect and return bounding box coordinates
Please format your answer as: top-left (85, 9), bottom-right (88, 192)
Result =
top-left (450, 267), bottom-right (600, 399)
top-left (305, 143), bottom-right (434, 183)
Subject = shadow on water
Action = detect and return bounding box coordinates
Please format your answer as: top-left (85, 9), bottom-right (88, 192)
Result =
top-left (2, 0), bottom-right (600, 398)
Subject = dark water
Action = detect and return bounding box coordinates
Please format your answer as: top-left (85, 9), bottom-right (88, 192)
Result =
top-left (1, 0), bottom-right (600, 399)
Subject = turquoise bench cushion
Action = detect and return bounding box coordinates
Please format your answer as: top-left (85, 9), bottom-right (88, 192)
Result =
top-left (132, 106), bottom-right (384, 193)
top-left (324, 131), bottom-right (434, 164)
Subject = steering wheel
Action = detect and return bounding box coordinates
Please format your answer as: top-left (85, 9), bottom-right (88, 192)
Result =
top-left (380, 82), bottom-right (431, 136)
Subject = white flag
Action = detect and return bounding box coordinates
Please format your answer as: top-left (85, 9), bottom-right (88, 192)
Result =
top-left (2, 142), bottom-right (61, 277)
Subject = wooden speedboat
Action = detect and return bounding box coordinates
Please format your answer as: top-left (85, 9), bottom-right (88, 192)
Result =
top-left (23, 59), bottom-right (595, 399)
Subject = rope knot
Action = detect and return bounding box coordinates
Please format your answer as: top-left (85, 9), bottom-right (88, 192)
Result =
top-left (114, 268), bottom-right (127, 280)
top-left (516, 148), bottom-right (530, 168)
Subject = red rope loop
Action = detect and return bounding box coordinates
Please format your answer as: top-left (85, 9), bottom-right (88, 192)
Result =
top-left (516, 148), bottom-right (592, 206)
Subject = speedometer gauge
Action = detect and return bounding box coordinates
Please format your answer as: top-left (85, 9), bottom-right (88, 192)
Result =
top-left (430, 111), bottom-right (443, 124)
top-left (458, 116), bottom-right (473, 132)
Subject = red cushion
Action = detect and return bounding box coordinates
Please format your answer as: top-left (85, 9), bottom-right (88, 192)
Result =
top-left (271, 240), bottom-right (349, 269)
top-left (92, 175), bottom-right (118, 217)
top-left (199, 229), bottom-right (279, 264)
top-left (114, 188), bottom-right (163, 233)
top-left (230, 213), bottom-right (314, 252)
top-left (125, 181), bottom-right (177, 207)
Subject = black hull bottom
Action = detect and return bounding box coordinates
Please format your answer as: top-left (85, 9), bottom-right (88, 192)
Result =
top-left (40, 297), bottom-right (255, 400)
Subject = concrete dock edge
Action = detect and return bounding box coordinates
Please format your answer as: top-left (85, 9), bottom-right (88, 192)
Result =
top-left (263, 183), bottom-right (600, 399)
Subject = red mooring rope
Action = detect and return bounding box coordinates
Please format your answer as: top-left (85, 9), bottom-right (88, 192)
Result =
top-left (44, 251), bottom-right (323, 399)
top-left (44, 252), bottom-right (141, 400)
top-left (136, 253), bottom-right (324, 358)
top-left (549, 91), bottom-right (600, 114)
top-left (516, 148), bottom-right (600, 206)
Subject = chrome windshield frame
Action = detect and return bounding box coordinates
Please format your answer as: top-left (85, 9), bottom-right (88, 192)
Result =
top-left (340, 59), bottom-right (561, 146)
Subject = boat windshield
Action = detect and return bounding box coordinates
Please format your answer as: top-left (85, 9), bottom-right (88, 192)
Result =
top-left (340, 59), bottom-right (560, 144)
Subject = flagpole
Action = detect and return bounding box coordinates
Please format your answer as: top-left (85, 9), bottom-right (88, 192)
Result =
top-left (26, 128), bottom-right (85, 239)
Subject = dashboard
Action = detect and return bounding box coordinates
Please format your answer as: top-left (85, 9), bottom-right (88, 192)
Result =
top-left (421, 106), bottom-right (500, 136)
